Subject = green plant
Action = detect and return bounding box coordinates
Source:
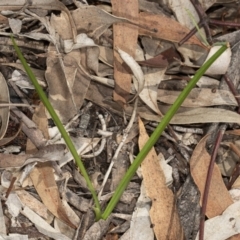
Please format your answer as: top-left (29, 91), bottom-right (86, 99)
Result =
top-left (101, 43), bottom-right (228, 219)
top-left (11, 35), bottom-right (228, 221)
top-left (11, 36), bottom-right (102, 220)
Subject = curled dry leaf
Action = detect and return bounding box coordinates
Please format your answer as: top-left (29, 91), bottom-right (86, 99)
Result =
top-left (117, 48), bottom-right (145, 95)
top-left (204, 44), bottom-right (232, 75)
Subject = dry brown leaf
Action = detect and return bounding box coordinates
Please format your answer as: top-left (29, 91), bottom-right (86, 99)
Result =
top-left (26, 102), bottom-right (49, 154)
top-left (138, 11), bottom-right (205, 47)
top-left (44, 13), bottom-right (91, 124)
top-left (112, 0), bottom-right (139, 105)
top-left (30, 162), bottom-right (76, 229)
top-left (138, 118), bottom-right (184, 240)
top-left (190, 134), bottom-right (233, 218)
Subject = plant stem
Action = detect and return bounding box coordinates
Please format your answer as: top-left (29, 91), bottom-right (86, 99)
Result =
top-left (101, 43), bottom-right (228, 220)
top-left (11, 36), bottom-right (102, 219)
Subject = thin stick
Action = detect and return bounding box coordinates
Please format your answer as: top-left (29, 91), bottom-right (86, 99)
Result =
top-left (199, 125), bottom-right (226, 240)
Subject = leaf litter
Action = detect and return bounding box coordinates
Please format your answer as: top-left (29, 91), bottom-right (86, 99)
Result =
top-left (0, 0), bottom-right (240, 239)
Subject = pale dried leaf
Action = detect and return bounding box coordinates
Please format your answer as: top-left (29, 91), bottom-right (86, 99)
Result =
top-left (5, 193), bottom-right (22, 218)
top-left (195, 201), bottom-right (240, 240)
top-left (21, 206), bottom-right (71, 240)
top-left (139, 107), bottom-right (240, 124)
top-left (8, 18), bottom-right (22, 34)
top-left (170, 107), bottom-right (240, 125)
top-left (10, 70), bottom-right (34, 89)
top-left (138, 118), bottom-right (184, 240)
top-left (190, 135), bottom-right (233, 218)
top-left (130, 183), bottom-right (154, 240)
